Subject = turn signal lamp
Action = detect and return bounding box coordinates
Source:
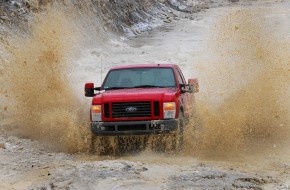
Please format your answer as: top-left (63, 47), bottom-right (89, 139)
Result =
top-left (91, 105), bottom-right (101, 113)
top-left (91, 105), bottom-right (102, 121)
top-left (163, 102), bottom-right (176, 119)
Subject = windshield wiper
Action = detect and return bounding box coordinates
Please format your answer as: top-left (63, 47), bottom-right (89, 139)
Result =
top-left (104, 87), bottom-right (132, 90)
top-left (105, 85), bottom-right (169, 90)
top-left (132, 85), bottom-right (166, 88)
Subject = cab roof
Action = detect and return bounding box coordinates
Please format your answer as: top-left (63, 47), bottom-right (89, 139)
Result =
top-left (110, 64), bottom-right (178, 70)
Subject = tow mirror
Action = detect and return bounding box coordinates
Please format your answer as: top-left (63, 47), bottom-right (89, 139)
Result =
top-left (85, 83), bottom-right (95, 97)
top-left (188, 78), bottom-right (199, 93)
top-left (180, 84), bottom-right (189, 93)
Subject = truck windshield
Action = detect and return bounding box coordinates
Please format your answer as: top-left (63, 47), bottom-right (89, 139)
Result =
top-left (102, 67), bottom-right (177, 90)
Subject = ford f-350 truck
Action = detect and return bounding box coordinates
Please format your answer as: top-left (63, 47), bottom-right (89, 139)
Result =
top-left (85, 64), bottom-right (198, 152)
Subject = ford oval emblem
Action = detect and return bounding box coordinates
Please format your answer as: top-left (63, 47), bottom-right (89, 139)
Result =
top-left (125, 107), bottom-right (138, 112)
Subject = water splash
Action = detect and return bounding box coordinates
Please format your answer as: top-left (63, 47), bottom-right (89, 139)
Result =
top-left (184, 7), bottom-right (290, 157)
top-left (1, 8), bottom-right (91, 152)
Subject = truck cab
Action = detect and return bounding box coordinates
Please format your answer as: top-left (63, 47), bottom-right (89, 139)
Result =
top-left (85, 64), bottom-right (198, 136)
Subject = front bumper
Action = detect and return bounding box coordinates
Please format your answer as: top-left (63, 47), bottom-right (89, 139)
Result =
top-left (91, 119), bottom-right (178, 136)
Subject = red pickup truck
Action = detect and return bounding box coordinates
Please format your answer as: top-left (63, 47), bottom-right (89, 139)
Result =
top-left (85, 64), bottom-right (198, 152)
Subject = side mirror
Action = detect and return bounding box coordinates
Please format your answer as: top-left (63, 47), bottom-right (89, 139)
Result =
top-left (85, 83), bottom-right (95, 97)
top-left (180, 84), bottom-right (189, 93)
top-left (188, 78), bottom-right (199, 93)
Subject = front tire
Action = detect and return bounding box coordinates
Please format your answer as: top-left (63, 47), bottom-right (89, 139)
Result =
top-left (91, 135), bottom-right (117, 155)
top-left (153, 110), bottom-right (184, 153)
top-left (173, 110), bottom-right (184, 152)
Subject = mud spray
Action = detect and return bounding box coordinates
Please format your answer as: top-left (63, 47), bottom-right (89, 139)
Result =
top-left (1, 5), bottom-right (289, 156)
top-left (0, 8), bottom-right (92, 153)
top-left (184, 7), bottom-right (290, 157)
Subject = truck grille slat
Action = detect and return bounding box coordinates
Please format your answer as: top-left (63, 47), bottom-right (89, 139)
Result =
top-left (112, 107), bottom-right (151, 110)
top-left (112, 101), bottom-right (151, 118)
top-left (154, 101), bottom-right (160, 116)
top-left (113, 102), bottom-right (149, 105)
top-left (104, 103), bottom-right (110, 118)
top-left (113, 113), bottom-right (151, 116)
top-left (112, 108), bottom-right (151, 111)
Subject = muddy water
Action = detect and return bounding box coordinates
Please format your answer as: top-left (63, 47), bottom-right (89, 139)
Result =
top-left (98, 4), bottom-right (290, 158)
top-left (184, 6), bottom-right (290, 157)
top-left (86, 7), bottom-right (290, 183)
top-left (1, 8), bottom-right (91, 152)
top-left (1, 2), bottom-right (289, 157)
top-left (0, 1), bottom-right (290, 190)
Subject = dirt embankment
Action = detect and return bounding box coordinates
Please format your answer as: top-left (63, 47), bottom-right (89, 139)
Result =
top-left (0, 0), bottom-right (213, 36)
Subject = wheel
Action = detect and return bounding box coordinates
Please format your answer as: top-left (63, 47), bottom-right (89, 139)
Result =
top-left (172, 110), bottom-right (184, 152)
top-left (91, 135), bottom-right (148, 155)
top-left (91, 135), bottom-right (118, 155)
top-left (152, 110), bottom-right (184, 153)
top-left (117, 135), bottom-right (148, 154)
top-left (148, 133), bottom-right (167, 152)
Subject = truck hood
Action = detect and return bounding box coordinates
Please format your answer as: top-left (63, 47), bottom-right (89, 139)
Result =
top-left (93, 88), bottom-right (177, 104)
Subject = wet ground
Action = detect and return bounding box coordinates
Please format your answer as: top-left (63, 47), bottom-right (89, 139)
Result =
top-left (0, 1), bottom-right (290, 189)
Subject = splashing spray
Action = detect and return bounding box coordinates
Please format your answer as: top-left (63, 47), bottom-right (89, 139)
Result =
top-left (184, 7), bottom-right (290, 157)
top-left (1, 8), bottom-right (91, 152)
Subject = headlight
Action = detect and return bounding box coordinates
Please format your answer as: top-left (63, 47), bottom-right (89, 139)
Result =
top-left (163, 102), bottom-right (176, 119)
top-left (91, 105), bottom-right (102, 121)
